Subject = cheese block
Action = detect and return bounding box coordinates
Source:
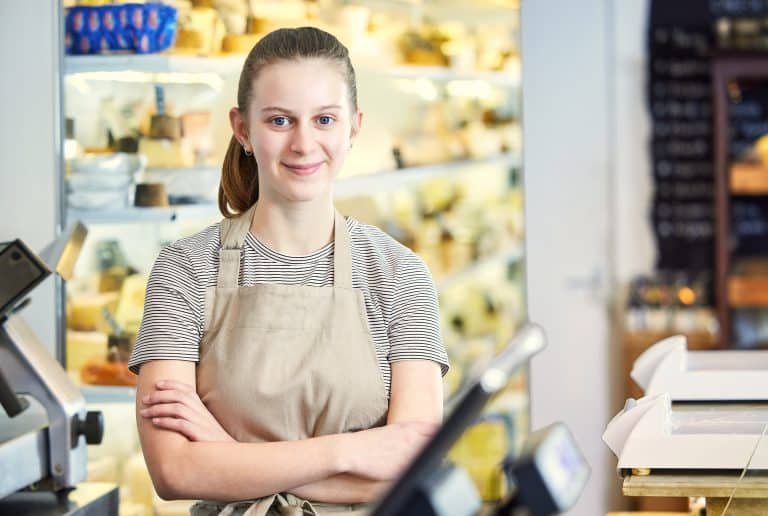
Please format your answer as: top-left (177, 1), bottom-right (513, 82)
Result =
top-left (221, 33), bottom-right (261, 54)
top-left (138, 138), bottom-right (195, 168)
top-left (134, 183), bottom-right (169, 207)
top-left (68, 292), bottom-right (120, 332)
top-left (173, 28), bottom-right (205, 53)
top-left (115, 274), bottom-right (149, 335)
top-left (447, 418), bottom-right (510, 501)
top-left (122, 453), bottom-right (155, 511)
top-left (86, 456), bottom-right (119, 484)
top-left (66, 330), bottom-right (108, 374)
top-left (149, 114), bottom-right (182, 141)
top-left (173, 6), bottom-right (225, 55)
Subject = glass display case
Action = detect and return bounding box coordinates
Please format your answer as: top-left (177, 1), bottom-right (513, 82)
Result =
top-left (59, 0), bottom-right (525, 511)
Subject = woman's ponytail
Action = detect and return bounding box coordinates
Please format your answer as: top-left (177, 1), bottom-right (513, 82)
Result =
top-left (218, 135), bottom-right (259, 218)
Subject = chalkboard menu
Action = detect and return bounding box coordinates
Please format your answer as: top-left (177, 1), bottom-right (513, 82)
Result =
top-left (649, 0), bottom-right (768, 272)
top-left (650, 0), bottom-right (714, 272)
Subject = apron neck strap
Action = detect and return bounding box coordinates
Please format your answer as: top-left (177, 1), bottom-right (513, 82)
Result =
top-left (217, 205), bottom-right (256, 289)
top-left (333, 210), bottom-right (353, 290)
top-left (216, 205), bottom-right (353, 290)
top-left (220, 204), bottom-right (257, 250)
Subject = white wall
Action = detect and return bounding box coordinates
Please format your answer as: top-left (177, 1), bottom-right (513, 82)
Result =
top-left (613, 0), bottom-right (655, 283)
top-left (0, 0), bottom-right (61, 355)
top-left (523, 0), bottom-right (654, 514)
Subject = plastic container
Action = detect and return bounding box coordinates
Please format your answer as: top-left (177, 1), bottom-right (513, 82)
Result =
top-left (65, 3), bottom-right (177, 55)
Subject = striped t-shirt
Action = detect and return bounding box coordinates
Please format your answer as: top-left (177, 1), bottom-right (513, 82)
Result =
top-left (128, 216), bottom-right (449, 396)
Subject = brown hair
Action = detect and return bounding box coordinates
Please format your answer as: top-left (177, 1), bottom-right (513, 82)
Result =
top-left (219, 26), bottom-right (358, 217)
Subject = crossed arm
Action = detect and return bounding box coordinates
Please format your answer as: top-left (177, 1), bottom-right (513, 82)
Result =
top-left (136, 359), bottom-right (443, 502)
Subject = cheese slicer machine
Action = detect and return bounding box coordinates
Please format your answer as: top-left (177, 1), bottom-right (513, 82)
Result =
top-left (0, 224), bottom-right (109, 511)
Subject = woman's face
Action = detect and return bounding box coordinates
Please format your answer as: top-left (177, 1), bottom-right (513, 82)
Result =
top-left (234, 58), bottom-right (361, 205)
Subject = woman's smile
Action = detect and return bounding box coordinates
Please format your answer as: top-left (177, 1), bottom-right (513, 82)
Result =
top-left (280, 160), bottom-right (325, 176)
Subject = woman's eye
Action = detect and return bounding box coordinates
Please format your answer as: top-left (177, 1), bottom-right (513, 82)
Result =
top-left (270, 116), bottom-right (290, 127)
top-left (317, 116), bottom-right (335, 126)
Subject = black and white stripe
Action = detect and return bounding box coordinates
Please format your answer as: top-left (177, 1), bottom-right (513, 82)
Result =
top-left (129, 217), bottom-right (449, 396)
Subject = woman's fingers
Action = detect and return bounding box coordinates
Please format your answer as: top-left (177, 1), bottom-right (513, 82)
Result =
top-left (154, 379), bottom-right (195, 392)
top-left (141, 390), bottom-right (212, 425)
top-left (142, 388), bottom-right (192, 405)
top-left (140, 402), bottom-right (208, 441)
top-left (140, 402), bottom-right (193, 420)
top-left (139, 381), bottom-right (234, 442)
top-left (149, 416), bottom-right (203, 441)
top-left (142, 387), bottom-right (209, 416)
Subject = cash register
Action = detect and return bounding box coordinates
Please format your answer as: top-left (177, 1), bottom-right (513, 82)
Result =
top-left (0, 225), bottom-right (117, 515)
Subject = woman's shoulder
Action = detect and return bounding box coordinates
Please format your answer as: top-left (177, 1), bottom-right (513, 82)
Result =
top-left (153, 222), bottom-right (221, 272)
top-left (347, 217), bottom-right (428, 275)
top-left (168, 222), bottom-right (221, 252)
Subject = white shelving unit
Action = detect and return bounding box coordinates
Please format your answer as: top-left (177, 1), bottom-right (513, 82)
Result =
top-left (64, 54), bottom-right (521, 86)
top-left (66, 153), bottom-right (520, 226)
top-left (68, 203), bottom-right (221, 226)
top-left (383, 64), bottom-right (520, 86)
top-left (63, 41), bottom-right (526, 426)
top-left (60, 7), bottom-right (526, 511)
top-left (335, 153), bottom-right (519, 197)
top-left (64, 54), bottom-right (247, 75)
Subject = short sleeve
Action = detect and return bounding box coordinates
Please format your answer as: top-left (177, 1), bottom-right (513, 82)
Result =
top-left (387, 251), bottom-right (450, 376)
top-left (128, 245), bottom-right (204, 374)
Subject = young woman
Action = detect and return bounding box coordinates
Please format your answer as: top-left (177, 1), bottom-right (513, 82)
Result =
top-left (129, 26), bottom-right (449, 515)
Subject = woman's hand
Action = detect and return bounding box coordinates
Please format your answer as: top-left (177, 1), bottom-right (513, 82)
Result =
top-left (139, 379), bottom-right (235, 443)
top-left (342, 421), bottom-right (440, 481)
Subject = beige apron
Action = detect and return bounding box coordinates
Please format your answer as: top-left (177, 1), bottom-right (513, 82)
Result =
top-left (191, 205), bottom-right (389, 516)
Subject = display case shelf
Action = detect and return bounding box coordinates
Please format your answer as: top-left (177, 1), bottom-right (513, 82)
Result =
top-left (334, 153), bottom-right (519, 198)
top-left (378, 65), bottom-right (520, 86)
top-left (64, 54), bottom-right (247, 75)
top-left (80, 384), bottom-right (137, 404)
top-left (68, 203), bottom-right (220, 226)
top-left (66, 153), bottom-right (520, 226)
top-left (64, 54), bottom-right (520, 86)
top-left (436, 243), bottom-right (524, 290)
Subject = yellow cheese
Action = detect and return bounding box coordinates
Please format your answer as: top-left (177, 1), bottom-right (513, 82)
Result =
top-left (122, 453), bottom-right (155, 512)
top-left (756, 134), bottom-right (768, 168)
top-left (221, 34), bottom-right (261, 54)
top-left (447, 418), bottom-right (510, 501)
top-left (68, 292), bottom-right (119, 332)
top-left (173, 6), bottom-right (225, 55)
top-left (66, 330), bottom-right (108, 374)
top-left (173, 28), bottom-right (205, 53)
top-left (138, 138), bottom-right (195, 168)
top-left (115, 274), bottom-right (149, 335)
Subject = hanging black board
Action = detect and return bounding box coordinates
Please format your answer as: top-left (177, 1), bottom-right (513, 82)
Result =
top-left (649, 0), bottom-right (768, 272)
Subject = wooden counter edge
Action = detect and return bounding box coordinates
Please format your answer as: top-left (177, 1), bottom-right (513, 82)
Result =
top-left (623, 472), bottom-right (768, 498)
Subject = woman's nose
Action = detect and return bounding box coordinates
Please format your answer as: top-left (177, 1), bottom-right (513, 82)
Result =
top-left (289, 122), bottom-right (315, 154)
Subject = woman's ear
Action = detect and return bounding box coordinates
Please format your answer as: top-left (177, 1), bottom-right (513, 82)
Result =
top-left (229, 107), bottom-right (250, 149)
top-left (350, 110), bottom-right (363, 145)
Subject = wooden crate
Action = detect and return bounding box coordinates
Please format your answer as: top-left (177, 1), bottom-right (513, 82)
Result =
top-left (730, 162), bottom-right (768, 194)
top-left (729, 277), bottom-right (768, 307)
top-left (729, 258), bottom-right (768, 307)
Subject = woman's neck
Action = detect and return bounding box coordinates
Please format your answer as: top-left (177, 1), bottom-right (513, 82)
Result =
top-left (249, 196), bottom-right (336, 256)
